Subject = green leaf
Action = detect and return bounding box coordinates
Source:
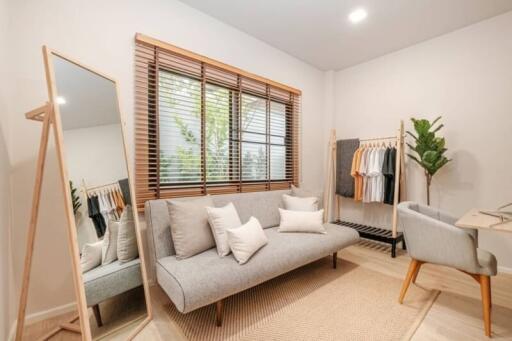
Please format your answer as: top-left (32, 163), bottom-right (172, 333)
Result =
top-left (432, 123), bottom-right (444, 134)
top-left (406, 131), bottom-right (418, 142)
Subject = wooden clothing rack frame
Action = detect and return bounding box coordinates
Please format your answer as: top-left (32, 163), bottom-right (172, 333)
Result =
top-left (81, 179), bottom-right (122, 197)
top-left (324, 121), bottom-right (407, 258)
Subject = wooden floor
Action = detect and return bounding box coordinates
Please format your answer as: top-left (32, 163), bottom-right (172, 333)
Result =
top-left (25, 242), bottom-right (512, 340)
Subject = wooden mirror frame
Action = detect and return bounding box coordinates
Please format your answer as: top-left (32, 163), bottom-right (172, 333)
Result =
top-left (15, 46), bottom-right (152, 341)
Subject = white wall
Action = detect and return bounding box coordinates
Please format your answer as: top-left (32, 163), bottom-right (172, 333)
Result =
top-left (4, 0), bottom-right (328, 323)
top-left (0, 121), bottom-right (12, 341)
top-left (63, 124), bottom-right (127, 249)
top-left (0, 0), bottom-right (13, 338)
top-left (332, 11), bottom-right (512, 269)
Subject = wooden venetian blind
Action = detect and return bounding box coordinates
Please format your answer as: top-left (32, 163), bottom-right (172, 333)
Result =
top-left (134, 33), bottom-right (301, 211)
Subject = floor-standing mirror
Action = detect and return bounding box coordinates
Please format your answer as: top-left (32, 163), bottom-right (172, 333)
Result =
top-left (47, 49), bottom-right (152, 340)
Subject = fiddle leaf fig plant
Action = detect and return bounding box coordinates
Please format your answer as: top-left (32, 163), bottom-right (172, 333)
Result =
top-left (69, 180), bottom-right (82, 216)
top-left (406, 116), bottom-right (451, 205)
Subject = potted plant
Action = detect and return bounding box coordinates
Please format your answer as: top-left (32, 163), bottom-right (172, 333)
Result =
top-left (407, 116), bottom-right (451, 205)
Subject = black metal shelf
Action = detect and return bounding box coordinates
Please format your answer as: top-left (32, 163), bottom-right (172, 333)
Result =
top-left (333, 220), bottom-right (406, 258)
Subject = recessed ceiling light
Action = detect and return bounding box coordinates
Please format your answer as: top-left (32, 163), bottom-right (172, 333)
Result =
top-left (349, 8), bottom-right (368, 24)
top-left (56, 96), bottom-right (66, 105)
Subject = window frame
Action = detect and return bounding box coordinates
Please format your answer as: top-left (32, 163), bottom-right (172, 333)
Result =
top-left (135, 34), bottom-right (301, 211)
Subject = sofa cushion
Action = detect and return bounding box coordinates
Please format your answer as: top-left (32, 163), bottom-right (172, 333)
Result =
top-left (291, 185), bottom-right (323, 209)
top-left (278, 208), bottom-right (326, 234)
top-left (227, 217), bottom-right (268, 264)
top-left (83, 258), bottom-right (142, 306)
top-left (117, 205), bottom-right (139, 263)
top-left (156, 223), bottom-right (359, 313)
top-left (282, 194), bottom-right (318, 211)
top-left (206, 202), bottom-right (242, 257)
top-left (167, 196), bottom-right (215, 259)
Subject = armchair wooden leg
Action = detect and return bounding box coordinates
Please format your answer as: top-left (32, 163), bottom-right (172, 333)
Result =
top-left (333, 252), bottom-right (337, 269)
top-left (411, 261), bottom-right (423, 284)
top-left (215, 300), bottom-right (223, 327)
top-left (479, 275), bottom-right (492, 337)
top-left (92, 304), bottom-right (103, 327)
top-left (399, 259), bottom-right (421, 304)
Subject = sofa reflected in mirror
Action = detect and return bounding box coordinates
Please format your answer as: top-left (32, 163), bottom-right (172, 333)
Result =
top-left (51, 52), bottom-right (151, 339)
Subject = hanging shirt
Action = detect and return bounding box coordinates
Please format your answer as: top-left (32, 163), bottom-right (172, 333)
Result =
top-left (363, 148), bottom-right (378, 203)
top-left (351, 148), bottom-right (364, 201)
top-left (358, 148), bottom-right (370, 203)
top-left (88, 195), bottom-right (106, 238)
top-left (370, 147), bottom-right (386, 202)
top-left (383, 147), bottom-right (397, 205)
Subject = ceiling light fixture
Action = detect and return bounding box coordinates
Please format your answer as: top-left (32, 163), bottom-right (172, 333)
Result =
top-left (349, 8), bottom-right (368, 24)
top-left (56, 96), bottom-right (66, 105)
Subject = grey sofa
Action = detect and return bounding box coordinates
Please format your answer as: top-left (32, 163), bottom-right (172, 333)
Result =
top-left (145, 189), bottom-right (359, 326)
top-left (83, 258), bottom-right (143, 326)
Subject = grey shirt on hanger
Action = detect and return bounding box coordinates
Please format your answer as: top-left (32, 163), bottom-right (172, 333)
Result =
top-left (336, 138), bottom-right (360, 198)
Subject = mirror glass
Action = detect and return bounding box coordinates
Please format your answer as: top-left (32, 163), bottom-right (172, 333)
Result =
top-left (52, 54), bottom-right (149, 339)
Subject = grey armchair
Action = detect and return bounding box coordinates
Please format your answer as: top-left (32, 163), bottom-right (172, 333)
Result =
top-left (397, 202), bottom-right (497, 337)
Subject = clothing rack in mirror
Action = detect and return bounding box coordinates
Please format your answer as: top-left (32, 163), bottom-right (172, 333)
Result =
top-left (81, 179), bottom-right (122, 196)
top-left (326, 121), bottom-right (407, 258)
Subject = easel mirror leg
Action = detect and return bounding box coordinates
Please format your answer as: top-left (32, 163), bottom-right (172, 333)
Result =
top-left (15, 112), bottom-right (52, 341)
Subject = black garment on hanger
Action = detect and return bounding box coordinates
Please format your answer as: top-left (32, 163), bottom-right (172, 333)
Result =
top-left (87, 195), bottom-right (106, 238)
top-left (382, 147), bottom-right (396, 205)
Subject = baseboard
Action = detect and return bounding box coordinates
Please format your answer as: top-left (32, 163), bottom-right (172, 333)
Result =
top-left (8, 322), bottom-right (16, 341)
top-left (7, 302), bottom-right (76, 341)
top-left (498, 265), bottom-right (512, 274)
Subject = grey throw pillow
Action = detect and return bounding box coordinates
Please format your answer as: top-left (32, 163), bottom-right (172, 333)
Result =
top-left (167, 196), bottom-right (215, 259)
top-left (117, 205), bottom-right (139, 263)
top-left (102, 219), bottom-right (119, 265)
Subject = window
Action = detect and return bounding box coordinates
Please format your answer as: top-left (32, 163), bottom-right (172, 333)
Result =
top-left (135, 34), bottom-right (301, 211)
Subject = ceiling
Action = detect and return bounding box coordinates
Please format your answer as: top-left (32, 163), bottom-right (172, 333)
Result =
top-left (179, 0), bottom-right (512, 70)
top-left (53, 55), bottom-right (120, 130)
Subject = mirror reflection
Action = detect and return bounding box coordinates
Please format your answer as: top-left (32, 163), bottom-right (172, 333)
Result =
top-left (53, 55), bottom-right (149, 339)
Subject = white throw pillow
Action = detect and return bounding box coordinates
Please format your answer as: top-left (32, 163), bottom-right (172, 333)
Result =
top-left (80, 241), bottom-right (103, 273)
top-left (278, 208), bottom-right (326, 234)
top-left (282, 194), bottom-right (318, 211)
top-left (226, 217), bottom-right (268, 265)
top-left (206, 203), bottom-right (242, 257)
top-left (117, 205), bottom-right (139, 263)
top-left (102, 219), bottom-right (119, 265)
top-left (291, 185), bottom-right (323, 209)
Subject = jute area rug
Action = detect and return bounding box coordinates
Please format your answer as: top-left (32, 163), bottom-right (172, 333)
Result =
top-left (167, 258), bottom-right (439, 341)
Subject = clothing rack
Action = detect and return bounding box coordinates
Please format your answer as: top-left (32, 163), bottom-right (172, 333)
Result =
top-left (81, 179), bottom-right (122, 197)
top-left (325, 121), bottom-right (407, 258)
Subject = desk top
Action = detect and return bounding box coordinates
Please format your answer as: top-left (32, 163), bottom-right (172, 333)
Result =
top-left (456, 208), bottom-right (512, 233)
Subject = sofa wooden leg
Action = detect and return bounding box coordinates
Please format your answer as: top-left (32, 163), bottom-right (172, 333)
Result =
top-left (92, 304), bottom-right (103, 327)
top-left (399, 259), bottom-right (421, 304)
top-left (333, 252), bottom-right (337, 269)
top-left (479, 275), bottom-right (492, 337)
top-left (216, 300), bottom-right (223, 327)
